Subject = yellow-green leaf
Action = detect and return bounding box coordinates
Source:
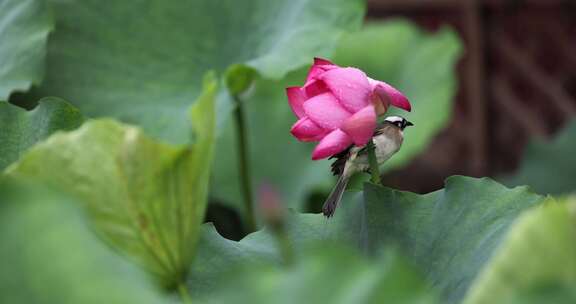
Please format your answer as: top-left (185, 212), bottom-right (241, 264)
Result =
top-left (463, 197), bottom-right (576, 304)
top-left (7, 75), bottom-right (217, 288)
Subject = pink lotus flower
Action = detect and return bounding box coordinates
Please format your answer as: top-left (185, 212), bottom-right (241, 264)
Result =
top-left (287, 58), bottom-right (411, 160)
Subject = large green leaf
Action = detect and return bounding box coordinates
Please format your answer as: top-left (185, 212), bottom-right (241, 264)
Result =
top-left (7, 75), bottom-right (217, 287)
top-left (211, 20), bottom-right (462, 212)
top-left (463, 197), bottom-right (576, 304)
top-left (197, 176), bottom-right (543, 303)
top-left (0, 0), bottom-right (52, 99)
top-left (190, 223), bottom-right (436, 303)
top-left (0, 180), bottom-right (171, 304)
top-left (0, 97), bottom-right (83, 171)
top-left (355, 177), bottom-right (543, 303)
top-left (334, 20), bottom-right (462, 170)
top-left (502, 121), bottom-right (576, 195)
top-left (203, 246), bottom-right (436, 304)
top-left (20, 0), bottom-right (364, 143)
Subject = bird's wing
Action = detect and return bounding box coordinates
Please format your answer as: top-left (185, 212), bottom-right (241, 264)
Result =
top-left (329, 124), bottom-right (390, 176)
top-left (329, 145), bottom-right (352, 176)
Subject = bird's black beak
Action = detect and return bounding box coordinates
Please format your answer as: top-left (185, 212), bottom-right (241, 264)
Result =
top-left (406, 121), bottom-right (414, 127)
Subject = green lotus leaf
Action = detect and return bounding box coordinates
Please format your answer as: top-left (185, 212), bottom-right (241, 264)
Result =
top-left (0, 0), bottom-right (52, 99)
top-left (0, 97), bottom-right (83, 171)
top-left (19, 0), bottom-right (364, 143)
top-left (203, 246), bottom-right (437, 304)
top-left (0, 180), bottom-right (171, 304)
top-left (7, 73), bottom-right (217, 288)
top-left (463, 197), bottom-right (576, 304)
top-left (196, 176), bottom-right (543, 303)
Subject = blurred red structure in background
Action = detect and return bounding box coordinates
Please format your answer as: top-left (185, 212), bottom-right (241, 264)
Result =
top-left (368, 0), bottom-right (576, 192)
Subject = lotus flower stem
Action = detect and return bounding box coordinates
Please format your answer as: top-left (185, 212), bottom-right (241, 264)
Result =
top-left (259, 184), bottom-right (294, 265)
top-left (178, 282), bottom-right (192, 304)
top-left (233, 95), bottom-right (257, 232)
top-left (366, 139), bottom-right (381, 184)
top-left (276, 229), bottom-right (294, 266)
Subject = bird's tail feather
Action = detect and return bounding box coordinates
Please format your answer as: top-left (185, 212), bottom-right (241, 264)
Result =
top-left (322, 175), bottom-right (349, 218)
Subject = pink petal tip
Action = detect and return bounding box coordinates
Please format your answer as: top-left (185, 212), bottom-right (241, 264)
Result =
top-left (373, 81), bottom-right (411, 112)
top-left (305, 58), bottom-right (338, 85)
top-left (290, 117), bottom-right (326, 142)
top-left (313, 57), bottom-right (335, 66)
top-left (311, 129), bottom-right (352, 160)
top-left (286, 87), bottom-right (306, 118)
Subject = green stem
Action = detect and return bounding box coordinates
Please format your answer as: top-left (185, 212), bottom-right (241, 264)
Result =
top-left (276, 229), bottom-right (294, 266)
top-left (233, 95), bottom-right (257, 233)
top-left (366, 140), bottom-right (381, 185)
top-left (178, 282), bottom-right (192, 304)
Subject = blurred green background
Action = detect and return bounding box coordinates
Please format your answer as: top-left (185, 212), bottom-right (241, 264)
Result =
top-left (1, 0), bottom-right (575, 303)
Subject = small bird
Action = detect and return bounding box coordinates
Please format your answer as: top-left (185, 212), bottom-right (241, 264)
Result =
top-left (322, 115), bottom-right (413, 217)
